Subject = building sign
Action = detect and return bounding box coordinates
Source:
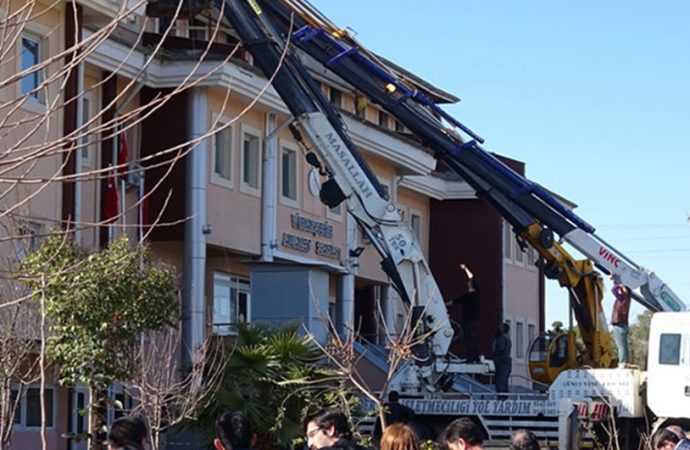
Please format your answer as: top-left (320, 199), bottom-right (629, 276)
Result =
top-left (282, 233), bottom-right (310, 253)
top-left (315, 241), bottom-right (341, 260)
top-left (359, 397), bottom-right (558, 417)
top-left (280, 214), bottom-right (343, 261)
top-left (291, 213), bottom-right (334, 238)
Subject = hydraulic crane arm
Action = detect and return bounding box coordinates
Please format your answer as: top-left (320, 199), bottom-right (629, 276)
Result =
top-left (216, 0), bottom-right (458, 371)
top-left (255, 0), bottom-right (684, 316)
top-left (248, 0), bottom-right (686, 382)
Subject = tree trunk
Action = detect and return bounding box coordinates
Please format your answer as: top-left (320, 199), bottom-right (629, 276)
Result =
top-left (88, 386), bottom-right (107, 450)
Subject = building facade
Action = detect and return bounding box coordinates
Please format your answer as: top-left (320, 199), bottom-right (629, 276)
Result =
top-left (1, 0), bottom-right (545, 447)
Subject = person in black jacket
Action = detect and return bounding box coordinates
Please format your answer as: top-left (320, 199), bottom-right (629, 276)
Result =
top-left (303, 409), bottom-right (364, 450)
top-left (446, 263), bottom-right (480, 363)
top-left (492, 322), bottom-right (512, 399)
top-left (372, 390), bottom-right (416, 445)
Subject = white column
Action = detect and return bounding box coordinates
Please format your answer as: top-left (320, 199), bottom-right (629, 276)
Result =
top-left (183, 86), bottom-right (208, 364)
top-left (338, 213), bottom-right (357, 334)
top-left (261, 112), bottom-right (278, 262)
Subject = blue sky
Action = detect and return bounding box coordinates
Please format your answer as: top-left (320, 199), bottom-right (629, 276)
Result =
top-left (310, 0), bottom-right (690, 327)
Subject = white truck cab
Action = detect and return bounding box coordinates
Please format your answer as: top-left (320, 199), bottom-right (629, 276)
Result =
top-left (647, 312), bottom-right (690, 420)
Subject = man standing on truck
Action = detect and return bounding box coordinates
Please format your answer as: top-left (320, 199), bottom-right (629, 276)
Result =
top-left (492, 322), bottom-right (512, 399)
top-left (446, 263), bottom-right (480, 363)
top-left (611, 282), bottom-right (631, 366)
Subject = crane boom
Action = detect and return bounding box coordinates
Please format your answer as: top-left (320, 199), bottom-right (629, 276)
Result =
top-left (148, 0), bottom-right (686, 387)
top-left (241, 0), bottom-right (685, 382)
top-left (216, 0), bottom-right (477, 390)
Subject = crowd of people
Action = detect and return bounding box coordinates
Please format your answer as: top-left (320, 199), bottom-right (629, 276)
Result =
top-left (105, 407), bottom-right (548, 450)
top-left (107, 405), bottom-right (690, 450)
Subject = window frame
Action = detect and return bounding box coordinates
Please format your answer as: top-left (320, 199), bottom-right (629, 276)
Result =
top-left (79, 90), bottom-right (98, 167)
top-left (514, 233), bottom-right (525, 264)
top-left (20, 33), bottom-right (43, 103)
top-left (239, 123), bottom-right (263, 196)
top-left (378, 110), bottom-right (390, 129)
top-left (211, 114), bottom-right (235, 188)
top-left (16, 20), bottom-right (51, 113)
top-left (15, 221), bottom-right (44, 262)
top-left (528, 322), bottom-right (537, 349)
top-left (212, 272), bottom-right (251, 336)
top-left (516, 320), bottom-right (525, 360)
top-left (279, 139), bottom-right (299, 208)
top-left (503, 220), bottom-right (512, 261)
top-left (329, 86), bottom-right (342, 109)
top-left (12, 384), bottom-right (56, 430)
top-left (659, 333), bottom-right (681, 365)
top-left (326, 200), bottom-right (344, 222)
top-left (409, 209), bottom-right (422, 243)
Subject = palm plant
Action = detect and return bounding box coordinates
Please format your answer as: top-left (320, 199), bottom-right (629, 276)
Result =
top-left (198, 324), bottom-right (353, 449)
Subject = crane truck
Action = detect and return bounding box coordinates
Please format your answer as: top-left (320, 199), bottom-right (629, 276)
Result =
top-left (146, 0), bottom-right (690, 446)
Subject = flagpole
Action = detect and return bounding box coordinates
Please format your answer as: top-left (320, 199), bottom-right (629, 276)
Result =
top-left (110, 127), bottom-right (118, 243)
top-left (139, 170), bottom-right (145, 243)
top-left (120, 177), bottom-right (126, 229)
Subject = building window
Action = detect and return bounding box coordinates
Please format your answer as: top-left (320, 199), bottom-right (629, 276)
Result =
top-left (503, 221), bottom-right (512, 260)
top-left (21, 35), bottom-right (42, 101)
top-left (329, 87), bottom-right (342, 109)
top-left (13, 386), bottom-right (55, 428)
top-left (395, 120), bottom-right (405, 133)
top-left (327, 203), bottom-right (343, 221)
top-left (213, 273), bottom-right (251, 336)
top-left (106, 385), bottom-right (128, 424)
top-left (515, 236), bottom-right (524, 263)
top-left (378, 110), bottom-right (390, 129)
top-left (15, 222), bottom-right (43, 261)
top-left (81, 96), bottom-right (91, 160)
top-left (659, 333), bottom-right (681, 365)
top-left (188, 17), bottom-right (208, 41)
top-left (241, 127), bottom-right (261, 194)
top-left (528, 323), bottom-right (536, 349)
top-left (527, 247), bottom-right (537, 266)
top-left (281, 144), bottom-right (298, 204)
top-left (71, 389), bottom-right (88, 437)
top-left (213, 123), bottom-right (233, 184)
top-left (516, 321), bottom-right (525, 359)
top-left (410, 212), bottom-right (421, 242)
top-left (11, 390), bottom-right (20, 425)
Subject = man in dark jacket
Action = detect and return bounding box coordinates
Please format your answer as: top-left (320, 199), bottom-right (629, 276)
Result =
top-left (303, 409), bottom-right (363, 450)
top-left (492, 322), bottom-right (512, 399)
top-left (446, 263), bottom-right (480, 363)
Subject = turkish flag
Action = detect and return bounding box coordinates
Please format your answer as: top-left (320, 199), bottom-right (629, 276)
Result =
top-left (104, 176), bottom-right (119, 223)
